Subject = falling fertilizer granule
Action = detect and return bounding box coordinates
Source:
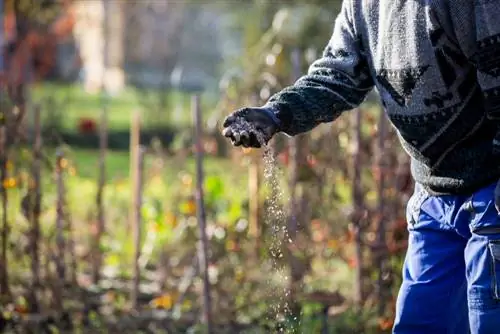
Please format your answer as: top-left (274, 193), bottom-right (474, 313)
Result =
top-left (234, 118), bottom-right (298, 333)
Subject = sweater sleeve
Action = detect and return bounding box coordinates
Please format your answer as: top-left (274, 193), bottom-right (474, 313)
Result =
top-left (469, 3), bottom-right (500, 153)
top-left (265, 1), bottom-right (374, 136)
top-left (451, 1), bottom-right (500, 152)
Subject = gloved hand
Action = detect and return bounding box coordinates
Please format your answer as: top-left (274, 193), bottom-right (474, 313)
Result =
top-left (222, 107), bottom-right (280, 148)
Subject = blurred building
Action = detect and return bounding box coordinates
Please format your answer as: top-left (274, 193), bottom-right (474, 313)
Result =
top-left (73, 0), bottom-right (123, 94)
top-left (73, 0), bottom-right (234, 94)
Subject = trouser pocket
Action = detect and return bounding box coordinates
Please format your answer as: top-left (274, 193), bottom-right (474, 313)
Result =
top-left (488, 241), bottom-right (500, 300)
top-left (465, 182), bottom-right (500, 307)
top-left (468, 181), bottom-right (500, 235)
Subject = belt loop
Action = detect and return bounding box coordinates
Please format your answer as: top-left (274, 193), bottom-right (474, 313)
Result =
top-left (408, 185), bottom-right (429, 225)
top-left (464, 194), bottom-right (475, 213)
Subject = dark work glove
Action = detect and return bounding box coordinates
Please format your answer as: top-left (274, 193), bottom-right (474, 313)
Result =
top-left (222, 107), bottom-right (280, 148)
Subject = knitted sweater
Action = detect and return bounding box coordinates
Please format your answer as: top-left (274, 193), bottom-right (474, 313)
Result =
top-left (265, 0), bottom-right (500, 195)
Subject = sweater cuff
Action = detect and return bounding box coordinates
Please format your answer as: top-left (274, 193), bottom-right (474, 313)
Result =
top-left (262, 102), bottom-right (292, 133)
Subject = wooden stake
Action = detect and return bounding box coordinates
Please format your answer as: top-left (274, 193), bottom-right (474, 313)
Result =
top-left (248, 95), bottom-right (261, 253)
top-left (0, 0), bottom-right (4, 73)
top-left (131, 143), bottom-right (144, 311)
top-left (129, 111), bottom-right (140, 232)
top-left (55, 148), bottom-right (66, 279)
top-left (287, 47), bottom-right (308, 318)
top-left (93, 92), bottom-right (108, 284)
top-left (54, 147), bottom-right (66, 312)
top-left (93, 0), bottom-right (110, 285)
top-left (374, 109), bottom-right (387, 316)
top-left (192, 94), bottom-right (213, 333)
top-left (350, 108), bottom-right (363, 310)
top-left (29, 104), bottom-right (42, 312)
top-left (65, 187), bottom-right (78, 286)
top-left (248, 158), bottom-right (260, 242)
top-left (0, 0), bottom-right (8, 297)
top-left (0, 107), bottom-right (9, 296)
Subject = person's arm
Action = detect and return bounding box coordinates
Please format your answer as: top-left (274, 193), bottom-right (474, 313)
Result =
top-left (265, 0), bottom-right (374, 136)
top-left (448, 1), bottom-right (500, 151)
top-left (469, 4), bottom-right (500, 211)
top-left (448, 1), bottom-right (500, 209)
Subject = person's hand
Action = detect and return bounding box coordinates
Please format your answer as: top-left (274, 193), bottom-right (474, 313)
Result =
top-left (222, 107), bottom-right (280, 148)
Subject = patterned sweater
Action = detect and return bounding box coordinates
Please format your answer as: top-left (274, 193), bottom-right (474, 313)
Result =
top-left (265, 0), bottom-right (500, 195)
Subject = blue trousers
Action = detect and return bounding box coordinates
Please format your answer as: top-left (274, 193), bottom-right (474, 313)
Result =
top-left (393, 182), bottom-right (500, 334)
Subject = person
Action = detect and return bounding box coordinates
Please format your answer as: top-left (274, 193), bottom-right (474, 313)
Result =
top-left (222, 1), bottom-right (500, 333)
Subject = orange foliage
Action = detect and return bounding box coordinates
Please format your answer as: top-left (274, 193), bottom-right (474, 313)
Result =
top-left (225, 239), bottom-right (240, 252)
top-left (378, 317), bottom-right (394, 331)
top-left (2, 177), bottom-right (16, 189)
top-left (2, 3), bottom-right (77, 89)
top-left (13, 304), bottom-right (28, 315)
top-left (164, 212), bottom-right (178, 228)
top-left (150, 292), bottom-right (179, 310)
top-left (348, 257), bottom-right (357, 268)
top-left (184, 199), bottom-right (196, 216)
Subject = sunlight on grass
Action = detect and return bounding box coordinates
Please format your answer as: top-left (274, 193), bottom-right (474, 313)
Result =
top-left (31, 82), bottom-right (196, 132)
top-left (63, 148), bottom-right (243, 182)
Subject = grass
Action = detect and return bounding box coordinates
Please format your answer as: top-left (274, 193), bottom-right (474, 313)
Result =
top-left (1, 83), bottom-right (398, 333)
top-left (6, 146), bottom-right (249, 279)
top-left (51, 147), bottom-right (250, 222)
top-left (64, 148), bottom-right (244, 182)
top-left (31, 82), bottom-right (212, 133)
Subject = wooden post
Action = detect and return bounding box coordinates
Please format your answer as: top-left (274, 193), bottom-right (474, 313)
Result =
top-left (93, 93), bottom-right (108, 285)
top-left (129, 111), bottom-right (140, 232)
top-left (93, 0), bottom-right (109, 285)
top-left (350, 108), bottom-right (363, 310)
top-left (286, 48), bottom-right (307, 319)
top-left (29, 105), bottom-right (42, 312)
top-left (192, 94), bottom-right (213, 333)
top-left (0, 0), bottom-right (9, 298)
top-left (374, 109), bottom-right (387, 316)
top-left (248, 95), bottom-right (261, 253)
top-left (66, 196), bottom-right (78, 286)
top-left (0, 106), bottom-right (9, 296)
top-left (0, 0), bottom-right (3, 73)
top-left (248, 158), bottom-right (260, 242)
top-left (130, 139), bottom-right (144, 311)
top-left (55, 148), bottom-right (66, 306)
top-left (55, 148), bottom-right (66, 279)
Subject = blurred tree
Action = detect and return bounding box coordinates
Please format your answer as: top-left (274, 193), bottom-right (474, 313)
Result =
top-left (0, 0), bottom-right (74, 304)
top-left (5, 0), bottom-right (73, 84)
top-left (2, 0), bottom-right (74, 140)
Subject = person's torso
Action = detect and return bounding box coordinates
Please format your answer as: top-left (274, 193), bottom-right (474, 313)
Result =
top-left (352, 0), bottom-right (500, 193)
